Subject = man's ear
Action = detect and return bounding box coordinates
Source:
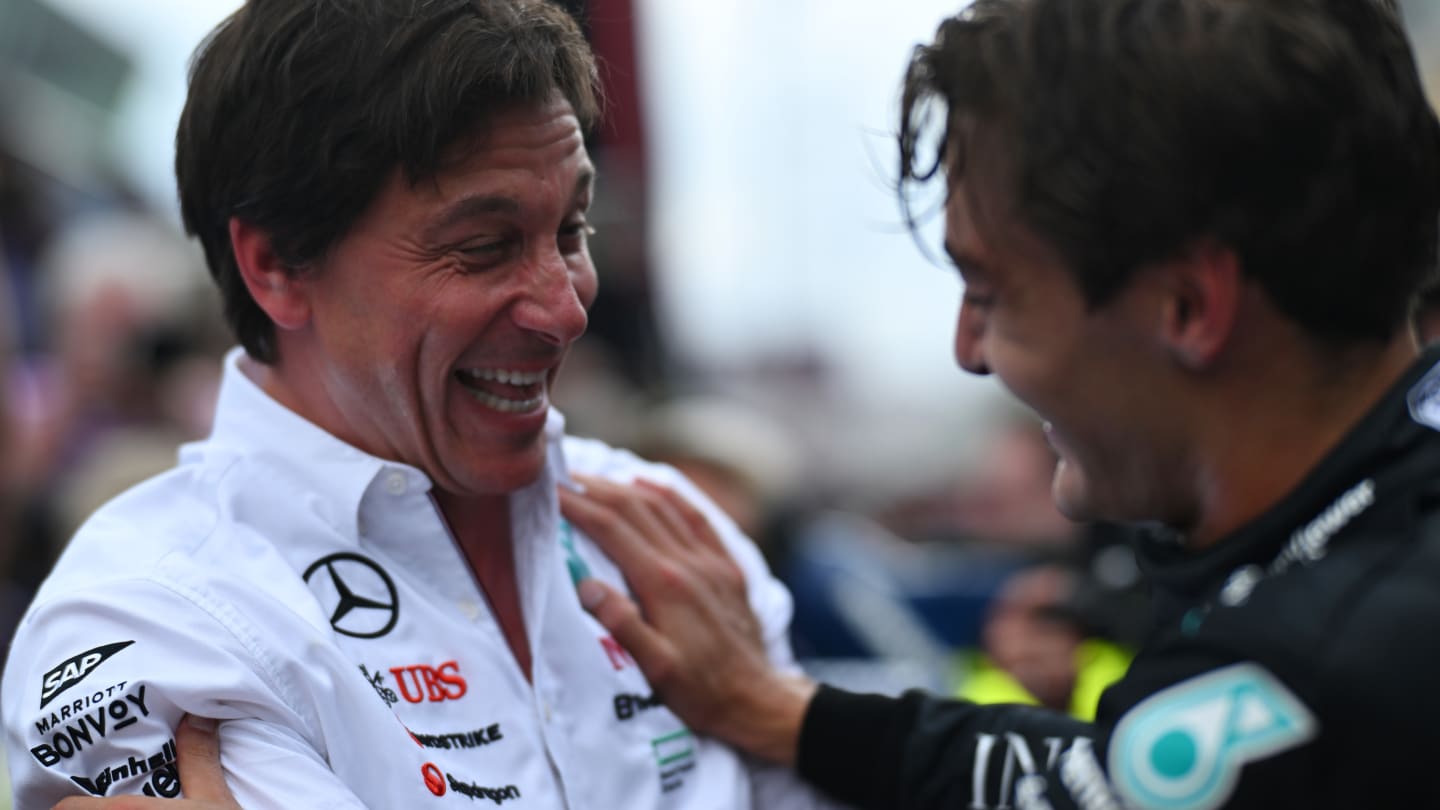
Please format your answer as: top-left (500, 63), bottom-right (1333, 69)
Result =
top-left (229, 217), bottom-right (310, 331)
top-left (1158, 240), bottom-right (1241, 370)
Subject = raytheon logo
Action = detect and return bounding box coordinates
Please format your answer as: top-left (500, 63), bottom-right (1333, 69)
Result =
top-left (40, 641), bottom-right (134, 709)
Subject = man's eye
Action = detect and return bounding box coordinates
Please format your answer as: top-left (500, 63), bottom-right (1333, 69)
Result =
top-left (456, 238), bottom-right (513, 270)
top-left (558, 220), bottom-right (596, 250)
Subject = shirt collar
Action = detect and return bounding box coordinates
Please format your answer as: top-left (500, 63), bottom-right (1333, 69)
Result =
top-left (182, 347), bottom-right (574, 541)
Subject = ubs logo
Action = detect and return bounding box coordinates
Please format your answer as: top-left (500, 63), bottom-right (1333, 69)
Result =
top-left (303, 553), bottom-right (399, 639)
top-left (391, 661), bottom-right (467, 703)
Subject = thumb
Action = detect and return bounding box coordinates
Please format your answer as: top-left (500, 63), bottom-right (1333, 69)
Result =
top-left (577, 579), bottom-right (673, 676)
top-left (174, 715), bottom-right (236, 804)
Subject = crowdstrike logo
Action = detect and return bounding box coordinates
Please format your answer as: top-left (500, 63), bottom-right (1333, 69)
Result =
top-left (40, 641), bottom-right (134, 709)
top-left (410, 724), bottom-right (503, 750)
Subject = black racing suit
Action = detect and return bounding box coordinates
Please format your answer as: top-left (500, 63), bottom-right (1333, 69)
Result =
top-left (797, 345), bottom-right (1440, 809)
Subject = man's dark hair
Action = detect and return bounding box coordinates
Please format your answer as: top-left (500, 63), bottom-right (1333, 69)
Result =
top-left (900, 0), bottom-right (1440, 342)
top-left (176, 0), bottom-right (601, 363)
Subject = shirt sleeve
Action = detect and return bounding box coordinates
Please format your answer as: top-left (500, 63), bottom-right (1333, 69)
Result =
top-left (796, 655), bottom-right (1326, 810)
top-left (3, 578), bottom-right (369, 809)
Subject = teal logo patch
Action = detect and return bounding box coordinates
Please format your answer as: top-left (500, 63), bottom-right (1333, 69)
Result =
top-left (1110, 663), bottom-right (1315, 810)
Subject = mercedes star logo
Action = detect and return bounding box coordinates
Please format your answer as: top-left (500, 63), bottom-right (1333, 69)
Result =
top-left (303, 553), bottom-right (400, 639)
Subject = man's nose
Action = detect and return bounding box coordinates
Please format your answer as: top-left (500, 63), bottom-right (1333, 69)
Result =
top-left (953, 301), bottom-right (991, 375)
top-left (512, 250), bottom-right (589, 347)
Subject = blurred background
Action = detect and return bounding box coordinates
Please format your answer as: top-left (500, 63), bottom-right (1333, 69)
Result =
top-left (0, 0), bottom-right (1437, 801)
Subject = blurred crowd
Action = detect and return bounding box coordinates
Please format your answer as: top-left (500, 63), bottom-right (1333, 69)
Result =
top-left (0, 5), bottom-right (1438, 785)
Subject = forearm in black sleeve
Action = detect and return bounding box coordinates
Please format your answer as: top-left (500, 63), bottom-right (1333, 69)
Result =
top-left (797, 684), bottom-right (1095, 810)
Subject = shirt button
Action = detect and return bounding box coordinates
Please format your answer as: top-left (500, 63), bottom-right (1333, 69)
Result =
top-left (385, 472), bottom-right (407, 496)
top-left (458, 600), bottom-right (481, 621)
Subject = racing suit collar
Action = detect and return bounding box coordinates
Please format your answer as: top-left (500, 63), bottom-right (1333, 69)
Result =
top-left (1136, 344), bottom-right (1440, 605)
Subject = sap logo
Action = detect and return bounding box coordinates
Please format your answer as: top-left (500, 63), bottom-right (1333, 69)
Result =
top-left (40, 641), bottom-right (134, 709)
top-left (71, 737), bottom-right (176, 796)
top-left (390, 661), bottom-right (467, 703)
top-left (1111, 664), bottom-right (1315, 810)
top-left (614, 692), bottom-right (661, 721)
top-left (30, 685), bottom-right (151, 767)
top-left (600, 636), bottom-right (633, 671)
top-left (35, 682), bottom-right (131, 736)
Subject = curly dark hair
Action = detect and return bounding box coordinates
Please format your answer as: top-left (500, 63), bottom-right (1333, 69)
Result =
top-left (900, 0), bottom-right (1440, 342)
top-left (176, 0), bottom-right (601, 363)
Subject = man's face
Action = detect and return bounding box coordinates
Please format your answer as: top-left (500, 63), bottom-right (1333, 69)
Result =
top-left (944, 158), bottom-right (1186, 524)
top-left (284, 97), bottom-right (597, 497)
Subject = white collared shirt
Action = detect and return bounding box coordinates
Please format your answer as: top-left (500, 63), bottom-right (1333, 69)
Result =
top-left (2, 348), bottom-right (845, 809)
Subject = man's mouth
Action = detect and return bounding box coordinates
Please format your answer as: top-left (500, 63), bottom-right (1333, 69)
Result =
top-left (454, 367), bottom-right (547, 414)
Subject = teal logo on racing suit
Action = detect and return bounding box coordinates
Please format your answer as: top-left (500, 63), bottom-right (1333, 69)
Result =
top-left (1109, 663), bottom-right (1315, 809)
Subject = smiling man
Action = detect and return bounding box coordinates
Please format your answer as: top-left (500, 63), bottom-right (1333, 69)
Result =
top-left (558, 0), bottom-right (1440, 808)
top-left (0, 2), bottom-right (843, 807)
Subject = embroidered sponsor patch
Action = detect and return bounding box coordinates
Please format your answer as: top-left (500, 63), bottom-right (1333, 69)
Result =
top-left (1408, 359), bottom-right (1440, 432)
top-left (40, 641), bottom-right (134, 709)
top-left (1110, 664), bottom-right (1315, 810)
top-left (652, 729), bottom-right (696, 793)
top-left (303, 553), bottom-right (399, 639)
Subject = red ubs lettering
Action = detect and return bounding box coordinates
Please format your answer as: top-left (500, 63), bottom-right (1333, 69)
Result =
top-left (389, 661), bottom-right (467, 703)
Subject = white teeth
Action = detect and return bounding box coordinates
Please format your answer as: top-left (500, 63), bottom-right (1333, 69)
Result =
top-left (459, 368), bottom-right (547, 385)
top-left (464, 388), bottom-right (545, 413)
top-left (455, 367), bottom-right (547, 414)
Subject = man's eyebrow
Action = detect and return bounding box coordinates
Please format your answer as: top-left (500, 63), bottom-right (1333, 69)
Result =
top-left (425, 168), bottom-right (596, 241)
top-left (424, 195), bottom-right (520, 242)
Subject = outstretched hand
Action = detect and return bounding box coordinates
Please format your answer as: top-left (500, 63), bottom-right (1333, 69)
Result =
top-left (52, 715), bottom-right (240, 810)
top-left (560, 474), bottom-right (817, 766)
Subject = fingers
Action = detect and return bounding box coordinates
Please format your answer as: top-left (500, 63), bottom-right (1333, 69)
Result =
top-left (174, 715), bottom-right (235, 804)
top-left (635, 478), bottom-right (736, 562)
top-left (49, 717), bottom-right (236, 810)
top-left (559, 483), bottom-right (656, 585)
top-left (576, 579), bottom-right (677, 682)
